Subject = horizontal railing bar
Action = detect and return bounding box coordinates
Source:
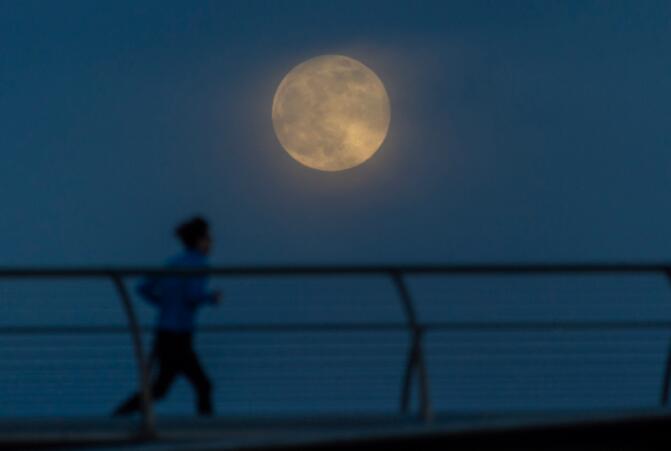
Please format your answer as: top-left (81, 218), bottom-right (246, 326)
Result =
top-left (0, 263), bottom-right (670, 278)
top-left (424, 321), bottom-right (671, 332)
top-left (3, 321), bottom-right (671, 336)
top-left (0, 323), bottom-right (410, 335)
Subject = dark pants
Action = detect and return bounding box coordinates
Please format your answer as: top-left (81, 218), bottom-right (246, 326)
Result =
top-left (114, 331), bottom-right (213, 416)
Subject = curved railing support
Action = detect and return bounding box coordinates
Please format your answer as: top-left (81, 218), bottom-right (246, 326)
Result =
top-left (400, 337), bottom-right (417, 413)
top-left (659, 336), bottom-right (671, 406)
top-left (392, 272), bottom-right (433, 422)
top-left (111, 274), bottom-right (156, 439)
top-left (659, 269), bottom-right (671, 406)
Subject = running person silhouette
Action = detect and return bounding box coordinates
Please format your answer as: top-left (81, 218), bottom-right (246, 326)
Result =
top-left (114, 216), bottom-right (221, 416)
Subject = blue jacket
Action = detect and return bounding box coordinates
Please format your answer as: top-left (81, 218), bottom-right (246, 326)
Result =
top-left (137, 250), bottom-right (217, 332)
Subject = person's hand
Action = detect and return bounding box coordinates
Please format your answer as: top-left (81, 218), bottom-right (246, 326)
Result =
top-left (211, 290), bottom-right (223, 305)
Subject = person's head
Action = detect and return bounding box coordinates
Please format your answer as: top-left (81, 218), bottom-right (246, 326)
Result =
top-left (175, 216), bottom-right (212, 255)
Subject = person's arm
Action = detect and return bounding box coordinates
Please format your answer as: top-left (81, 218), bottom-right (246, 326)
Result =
top-left (136, 277), bottom-right (161, 306)
top-left (185, 276), bottom-right (219, 306)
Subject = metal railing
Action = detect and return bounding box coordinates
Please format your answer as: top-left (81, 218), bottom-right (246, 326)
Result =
top-left (2, 263), bottom-right (671, 439)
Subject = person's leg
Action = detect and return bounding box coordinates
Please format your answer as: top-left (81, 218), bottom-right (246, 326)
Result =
top-left (113, 334), bottom-right (178, 416)
top-left (113, 360), bottom-right (178, 416)
top-left (182, 349), bottom-right (213, 416)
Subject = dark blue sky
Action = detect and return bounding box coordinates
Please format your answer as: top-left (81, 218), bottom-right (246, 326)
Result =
top-left (1, 0), bottom-right (670, 265)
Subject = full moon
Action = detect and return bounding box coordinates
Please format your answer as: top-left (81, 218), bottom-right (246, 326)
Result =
top-left (272, 55), bottom-right (391, 172)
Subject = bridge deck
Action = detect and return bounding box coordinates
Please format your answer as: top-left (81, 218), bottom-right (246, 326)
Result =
top-left (3, 410), bottom-right (671, 450)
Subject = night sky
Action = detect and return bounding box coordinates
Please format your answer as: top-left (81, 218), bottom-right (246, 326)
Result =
top-left (2, 0), bottom-right (670, 266)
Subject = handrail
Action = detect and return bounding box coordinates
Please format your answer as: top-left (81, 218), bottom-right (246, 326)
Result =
top-left (4, 320), bottom-right (671, 335)
top-left (0, 262), bottom-right (669, 277)
top-left (2, 263), bottom-right (671, 438)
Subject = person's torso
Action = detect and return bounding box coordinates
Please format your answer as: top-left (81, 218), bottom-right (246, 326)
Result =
top-left (155, 250), bottom-right (209, 332)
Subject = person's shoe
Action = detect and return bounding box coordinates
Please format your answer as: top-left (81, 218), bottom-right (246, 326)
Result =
top-left (112, 403), bottom-right (134, 418)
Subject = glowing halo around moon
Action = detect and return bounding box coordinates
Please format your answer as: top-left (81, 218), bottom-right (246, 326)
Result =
top-left (272, 55), bottom-right (391, 172)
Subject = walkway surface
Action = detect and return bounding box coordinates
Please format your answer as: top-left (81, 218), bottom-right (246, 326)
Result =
top-left (3, 410), bottom-right (671, 450)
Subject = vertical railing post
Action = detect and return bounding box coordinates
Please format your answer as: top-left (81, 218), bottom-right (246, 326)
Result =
top-left (391, 271), bottom-right (433, 422)
top-left (660, 270), bottom-right (671, 406)
top-left (111, 274), bottom-right (156, 439)
top-left (399, 338), bottom-right (418, 413)
top-left (660, 337), bottom-right (671, 407)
